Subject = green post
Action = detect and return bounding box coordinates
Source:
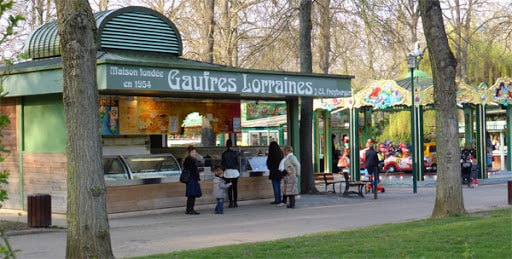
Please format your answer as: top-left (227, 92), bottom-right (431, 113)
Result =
top-left (313, 110), bottom-right (319, 172)
top-left (464, 106), bottom-right (473, 147)
top-left (349, 107), bottom-right (360, 180)
top-left (325, 110), bottom-right (332, 173)
top-left (419, 105), bottom-right (425, 181)
top-left (476, 104), bottom-right (488, 179)
top-left (408, 55), bottom-right (418, 193)
top-left (507, 105), bottom-right (512, 171)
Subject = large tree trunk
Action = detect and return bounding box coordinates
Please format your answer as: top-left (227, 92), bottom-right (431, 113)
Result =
top-left (419, 0), bottom-right (465, 218)
top-left (56, 1), bottom-right (114, 257)
top-left (299, 0), bottom-right (317, 193)
top-left (317, 0), bottom-right (330, 74)
top-left (201, 0), bottom-right (214, 63)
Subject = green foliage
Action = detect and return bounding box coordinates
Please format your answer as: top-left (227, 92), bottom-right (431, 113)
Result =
top-left (373, 109), bottom-right (436, 144)
top-left (131, 208), bottom-right (511, 259)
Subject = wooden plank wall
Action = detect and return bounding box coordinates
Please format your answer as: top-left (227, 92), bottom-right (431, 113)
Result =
top-left (0, 97), bottom-right (21, 209)
top-left (22, 153), bottom-right (68, 213)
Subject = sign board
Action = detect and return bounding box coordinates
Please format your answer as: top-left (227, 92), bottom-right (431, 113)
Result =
top-left (104, 64), bottom-right (351, 98)
top-left (247, 156), bottom-right (269, 172)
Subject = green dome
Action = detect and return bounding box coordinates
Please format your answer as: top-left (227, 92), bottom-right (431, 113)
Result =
top-left (400, 70), bottom-right (431, 79)
top-left (24, 6), bottom-right (183, 59)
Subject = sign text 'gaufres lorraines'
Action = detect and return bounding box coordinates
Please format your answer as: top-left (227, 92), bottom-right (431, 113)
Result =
top-left (107, 65), bottom-right (351, 98)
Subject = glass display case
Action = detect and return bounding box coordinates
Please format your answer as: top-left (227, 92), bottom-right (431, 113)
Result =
top-left (103, 154), bottom-right (182, 182)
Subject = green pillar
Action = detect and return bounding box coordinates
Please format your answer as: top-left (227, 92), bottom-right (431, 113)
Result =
top-left (363, 107), bottom-right (372, 143)
top-left (325, 110), bottom-right (333, 173)
top-left (286, 99), bottom-right (300, 155)
top-left (419, 105), bottom-right (425, 181)
top-left (463, 106), bottom-right (473, 147)
top-left (475, 104), bottom-right (488, 179)
top-left (349, 107), bottom-right (360, 180)
top-left (313, 110), bottom-right (320, 172)
top-left (409, 67), bottom-right (419, 193)
top-left (507, 105), bottom-right (512, 171)
top-left (411, 105), bottom-right (421, 193)
top-left (278, 124), bottom-right (285, 146)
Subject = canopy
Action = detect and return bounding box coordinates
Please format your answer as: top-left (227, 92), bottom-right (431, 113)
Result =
top-left (488, 77), bottom-right (512, 106)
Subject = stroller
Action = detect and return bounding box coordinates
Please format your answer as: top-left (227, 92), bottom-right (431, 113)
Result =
top-left (460, 148), bottom-right (477, 188)
top-left (366, 161), bottom-right (386, 193)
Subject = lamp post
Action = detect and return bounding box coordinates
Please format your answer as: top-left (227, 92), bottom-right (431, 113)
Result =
top-left (407, 54), bottom-right (418, 193)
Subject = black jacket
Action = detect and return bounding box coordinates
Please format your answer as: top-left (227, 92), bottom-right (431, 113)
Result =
top-left (365, 148), bottom-right (379, 169)
top-left (221, 149), bottom-right (239, 170)
top-left (266, 149), bottom-right (284, 180)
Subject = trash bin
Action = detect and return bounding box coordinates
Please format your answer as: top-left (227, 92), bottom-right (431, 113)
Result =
top-left (508, 181), bottom-right (512, 205)
top-left (27, 194), bottom-right (51, 227)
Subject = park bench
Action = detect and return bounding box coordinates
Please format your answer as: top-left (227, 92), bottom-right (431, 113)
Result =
top-left (314, 172), bottom-right (344, 193)
top-left (341, 172), bottom-right (367, 197)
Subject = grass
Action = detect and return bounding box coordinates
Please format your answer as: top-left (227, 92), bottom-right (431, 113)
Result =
top-left (131, 208), bottom-right (512, 259)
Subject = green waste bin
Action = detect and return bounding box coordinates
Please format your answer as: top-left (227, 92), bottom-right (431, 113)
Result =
top-left (27, 194), bottom-right (51, 227)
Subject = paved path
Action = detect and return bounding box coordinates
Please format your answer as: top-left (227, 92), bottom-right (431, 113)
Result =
top-left (1, 182), bottom-right (511, 259)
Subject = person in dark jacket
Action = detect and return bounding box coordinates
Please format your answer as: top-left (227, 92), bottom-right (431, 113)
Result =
top-left (183, 145), bottom-right (202, 215)
top-left (365, 143), bottom-right (380, 189)
top-left (221, 139), bottom-right (240, 208)
top-left (266, 141), bottom-right (284, 204)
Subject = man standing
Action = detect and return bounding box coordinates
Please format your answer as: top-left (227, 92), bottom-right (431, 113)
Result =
top-left (365, 143), bottom-right (380, 193)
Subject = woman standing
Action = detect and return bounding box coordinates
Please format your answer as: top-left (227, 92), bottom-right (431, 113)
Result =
top-left (183, 145), bottom-right (202, 215)
top-left (266, 141), bottom-right (284, 205)
top-left (221, 139), bottom-right (240, 208)
top-left (280, 146), bottom-right (301, 209)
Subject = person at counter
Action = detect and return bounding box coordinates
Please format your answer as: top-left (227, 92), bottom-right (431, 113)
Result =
top-left (184, 145), bottom-right (202, 215)
top-left (222, 139), bottom-right (240, 208)
top-left (266, 141), bottom-right (284, 205)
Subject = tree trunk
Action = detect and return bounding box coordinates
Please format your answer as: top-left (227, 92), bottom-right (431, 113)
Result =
top-left (56, 1), bottom-right (114, 257)
top-left (317, 0), bottom-right (330, 74)
top-left (419, 0), bottom-right (466, 218)
top-left (299, 0), bottom-right (317, 193)
top-left (201, 0), bottom-right (214, 63)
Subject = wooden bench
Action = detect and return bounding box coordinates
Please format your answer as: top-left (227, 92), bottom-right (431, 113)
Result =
top-left (314, 172), bottom-right (344, 193)
top-left (341, 172), bottom-right (367, 197)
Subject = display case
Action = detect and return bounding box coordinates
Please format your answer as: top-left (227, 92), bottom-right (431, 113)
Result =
top-left (103, 154), bottom-right (182, 184)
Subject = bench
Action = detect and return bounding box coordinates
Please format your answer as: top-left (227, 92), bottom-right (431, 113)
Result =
top-left (341, 172), bottom-right (367, 197)
top-left (314, 173), bottom-right (344, 193)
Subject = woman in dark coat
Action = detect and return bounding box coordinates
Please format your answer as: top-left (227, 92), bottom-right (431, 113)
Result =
top-left (183, 145), bottom-right (202, 215)
top-left (266, 141), bottom-right (284, 205)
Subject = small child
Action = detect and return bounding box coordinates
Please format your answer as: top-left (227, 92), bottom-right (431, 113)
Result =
top-left (213, 167), bottom-right (232, 214)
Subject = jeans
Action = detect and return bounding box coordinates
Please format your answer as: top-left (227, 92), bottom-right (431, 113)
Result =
top-left (271, 179), bottom-right (282, 203)
top-left (367, 166), bottom-right (379, 189)
top-left (226, 178), bottom-right (238, 203)
top-left (215, 198), bottom-right (225, 214)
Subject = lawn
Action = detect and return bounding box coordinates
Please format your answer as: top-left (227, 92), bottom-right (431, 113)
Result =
top-left (131, 208), bottom-right (511, 259)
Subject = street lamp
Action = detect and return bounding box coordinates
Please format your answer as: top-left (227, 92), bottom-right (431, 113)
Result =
top-left (408, 54), bottom-right (418, 193)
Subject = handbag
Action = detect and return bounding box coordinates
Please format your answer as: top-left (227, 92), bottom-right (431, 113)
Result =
top-left (179, 169), bottom-right (190, 183)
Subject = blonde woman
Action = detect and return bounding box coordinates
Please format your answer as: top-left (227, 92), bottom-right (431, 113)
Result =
top-left (279, 146), bottom-right (301, 208)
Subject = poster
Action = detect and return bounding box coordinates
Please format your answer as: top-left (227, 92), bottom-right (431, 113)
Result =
top-left (100, 98), bottom-right (119, 135)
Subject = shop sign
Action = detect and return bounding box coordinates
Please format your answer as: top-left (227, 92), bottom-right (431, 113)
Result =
top-left (105, 65), bottom-right (351, 98)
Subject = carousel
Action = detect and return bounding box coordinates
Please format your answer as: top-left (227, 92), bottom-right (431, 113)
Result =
top-left (314, 73), bottom-right (511, 192)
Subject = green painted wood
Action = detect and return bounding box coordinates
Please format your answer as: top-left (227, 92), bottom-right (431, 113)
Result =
top-left (23, 94), bottom-right (65, 152)
top-left (24, 6), bottom-right (182, 59)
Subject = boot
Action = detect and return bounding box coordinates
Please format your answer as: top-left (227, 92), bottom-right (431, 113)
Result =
top-left (186, 197), bottom-right (193, 214)
top-left (287, 195), bottom-right (295, 208)
top-left (228, 201), bottom-right (234, 208)
top-left (234, 201), bottom-right (238, 208)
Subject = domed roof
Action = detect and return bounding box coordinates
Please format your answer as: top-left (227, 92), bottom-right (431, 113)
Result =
top-left (24, 6), bottom-right (182, 59)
